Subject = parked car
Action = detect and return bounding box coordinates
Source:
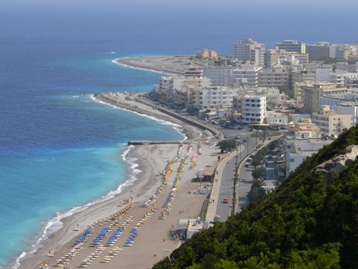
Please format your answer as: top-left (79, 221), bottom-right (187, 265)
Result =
top-left (223, 198), bottom-right (229, 203)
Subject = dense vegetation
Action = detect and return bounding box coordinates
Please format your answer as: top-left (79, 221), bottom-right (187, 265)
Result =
top-left (218, 139), bottom-right (238, 153)
top-left (153, 126), bottom-right (358, 269)
top-left (248, 179), bottom-right (266, 202)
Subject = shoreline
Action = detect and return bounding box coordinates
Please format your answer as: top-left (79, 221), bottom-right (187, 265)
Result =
top-left (114, 55), bottom-right (195, 76)
top-left (15, 144), bottom-right (151, 269)
top-left (18, 91), bottom-right (219, 269)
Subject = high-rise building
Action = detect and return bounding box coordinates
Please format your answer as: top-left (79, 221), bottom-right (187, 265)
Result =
top-left (242, 95), bottom-right (266, 124)
top-left (275, 40), bottom-right (306, 54)
top-left (306, 42), bottom-right (331, 60)
top-left (233, 38), bottom-right (266, 66)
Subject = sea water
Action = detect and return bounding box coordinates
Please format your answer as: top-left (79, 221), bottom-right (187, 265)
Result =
top-left (1, 1), bottom-right (358, 268)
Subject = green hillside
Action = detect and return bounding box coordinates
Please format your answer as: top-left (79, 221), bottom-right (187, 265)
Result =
top-left (153, 126), bottom-right (358, 269)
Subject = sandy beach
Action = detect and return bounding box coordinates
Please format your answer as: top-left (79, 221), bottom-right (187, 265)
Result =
top-left (20, 90), bottom-right (222, 269)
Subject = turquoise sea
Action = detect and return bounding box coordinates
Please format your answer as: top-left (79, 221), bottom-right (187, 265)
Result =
top-left (0, 0), bottom-right (357, 268)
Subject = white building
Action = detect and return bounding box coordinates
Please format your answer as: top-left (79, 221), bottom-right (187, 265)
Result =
top-left (233, 38), bottom-right (266, 66)
top-left (197, 87), bottom-right (237, 110)
top-left (242, 95), bottom-right (266, 124)
top-left (329, 72), bottom-right (358, 87)
top-left (232, 65), bottom-right (262, 88)
top-left (285, 138), bottom-right (331, 177)
top-left (311, 105), bottom-right (352, 137)
top-left (153, 75), bottom-right (211, 108)
top-left (332, 101), bottom-right (358, 125)
top-left (202, 68), bottom-right (234, 87)
top-left (266, 112), bottom-right (288, 127)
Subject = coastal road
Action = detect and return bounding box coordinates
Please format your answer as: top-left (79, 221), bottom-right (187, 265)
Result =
top-left (216, 134), bottom-right (257, 221)
top-left (217, 134), bottom-right (282, 220)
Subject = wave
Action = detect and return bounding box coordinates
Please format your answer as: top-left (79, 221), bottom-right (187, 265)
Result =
top-left (90, 94), bottom-right (187, 141)
top-left (12, 92), bottom-right (188, 269)
top-left (12, 144), bottom-right (141, 269)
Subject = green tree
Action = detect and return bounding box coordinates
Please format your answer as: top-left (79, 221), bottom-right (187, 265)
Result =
top-left (248, 179), bottom-right (266, 202)
top-left (218, 139), bottom-right (237, 153)
top-left (252, 167), bottom-right (266, 179)
top-left (278, 85), bottom-right (293, 99)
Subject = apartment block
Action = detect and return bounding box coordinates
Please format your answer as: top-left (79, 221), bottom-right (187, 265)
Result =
top-left (265, 49), bottom-right (308, 67)
top-left (202, 67), bottom-right (234, 87)
top-left (233, 38), bottom-right (266, 66)
top-left (242, 95), bottom-right (267, 124)
top-left (197, 86), bottom-right (236, 110)
top-left (232, 65), bottom-right (262, 88)
top-left (311, 105), bottom-right (352, 137)
top-left (258, 66), bottom-right (289, 88)
top-left (301, 82), bottom-right (348, 114)
top-left (333, 101), bottom-right (358, 125)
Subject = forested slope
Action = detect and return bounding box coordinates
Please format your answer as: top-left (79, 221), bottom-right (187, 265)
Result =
top-left (153, 126), bottom-right (358, 269)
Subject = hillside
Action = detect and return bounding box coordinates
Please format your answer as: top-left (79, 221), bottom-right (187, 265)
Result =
top-left (153, 126), bottom-right (358, 269)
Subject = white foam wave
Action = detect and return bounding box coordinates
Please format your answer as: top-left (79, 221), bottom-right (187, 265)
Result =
top-left (12, 144), bottom-right (141, 269)
top-left (90, 94), bottom-right (186, 141)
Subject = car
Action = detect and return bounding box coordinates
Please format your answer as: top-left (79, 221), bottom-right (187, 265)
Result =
top-left (244, 163), bottom-right (249, 167)
top-left (242, 178), bottom-right (246, 181)
top-left (223, 198), bottom-right (229, 203)
top-left (235, 135), bottom-right (240, 139)
top-left (243, 138), bottom-right (247, 142)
